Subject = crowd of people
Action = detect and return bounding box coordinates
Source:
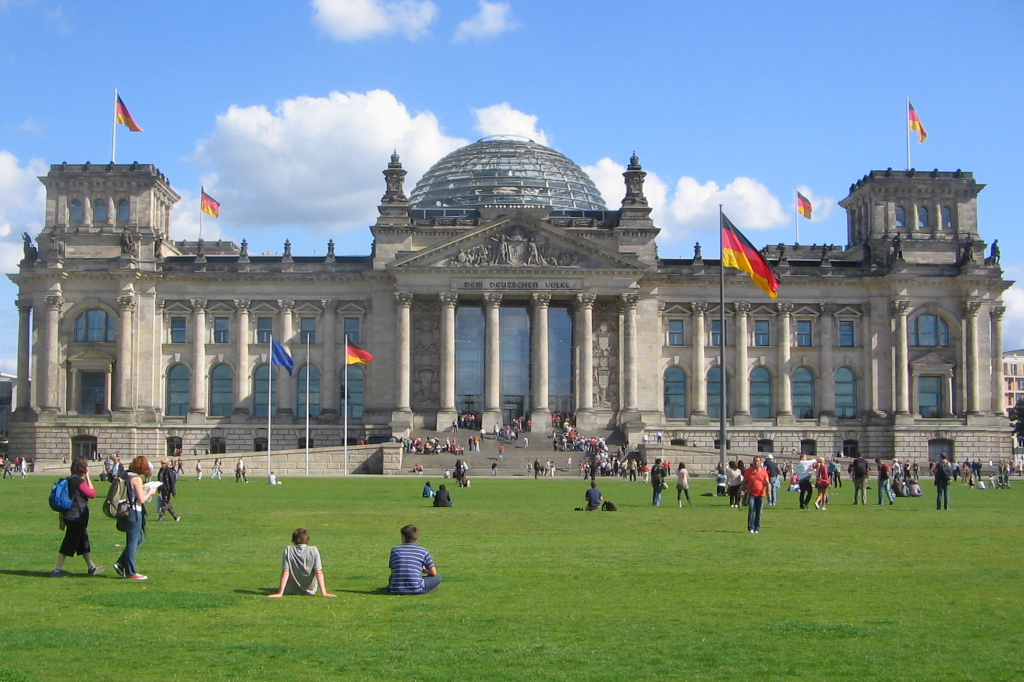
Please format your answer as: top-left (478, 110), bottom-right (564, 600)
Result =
top-left (1, 455), bottom-right (29, 478)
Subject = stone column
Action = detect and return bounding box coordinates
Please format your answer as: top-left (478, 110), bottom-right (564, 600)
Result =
top-left (15, 299), bottom-right (32, 411)
top-left (777, 302), bottom-right (793, 417)
top-left (819, 304), bottom-right (835, 417)
top-left (41, 293), bottom-right (63, 412)
top-left (992, 306), bottom-right (1006, 415)
top-left (894, 300), bottom-right (911, 415)
top-left (115, 292), bottom-right (136, 411)
top-left (320, 300), bottom-right (337, 418)
top-left (484, 292), bottom-right (503, 426)
top-left (531, 293), bottom-right (551, 420)
top-left (190, 299), bottom-right (207, 415)
top-left (395, 293), bottom-right (413, 412)
top-left (621, 294), bottom-right (640, 414)
top-left (439, 293), bottom-right (459, 413)
top-left (234, 300), bottom-right (251, 414)
top-left (734, 302), bottom-right (750, 417)
top-left (965, 301), bottom-right (982, 415)
top-left (277, 300), bottom-right (294, 416)
top-left (576, 294), bottom-right (596, 412)
top-left (691, 302), bottom-right (707, 416)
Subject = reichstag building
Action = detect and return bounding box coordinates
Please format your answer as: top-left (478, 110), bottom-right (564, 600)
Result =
top-left (8, 136), bottom-right (1012, 462)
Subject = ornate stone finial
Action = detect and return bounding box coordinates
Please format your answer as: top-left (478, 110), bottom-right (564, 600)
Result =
top-left (49, 233), bottom-right (65, 260)
top-left (326, 239), bottom-right (336, 259)
top-left (382, 151), bottom-right (408, 204)
top-left (959, 234), bottom-right (977, 265)
top-left (892, 233), bottom-right (904, 262)
top-left (196, 238), bottom-right (206, 259)
top-left (283, 239), bottom-right (292, 259)
top-left (622, 152), bottom-right (647, 207)
top-left (777, 243), bottom-right (788, 264)
top-left (693, 242), bottom-right (702, 261)
top-left (820, 244), bottom-right (831, 266)
top-left (239, 239), bottom-right (249, 259)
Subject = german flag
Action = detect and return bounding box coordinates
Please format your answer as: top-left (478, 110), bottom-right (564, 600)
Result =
top-left (908, 101), bottom-right (927, 143)
top-left (200, 189), bottom-right (220, 218)
top-left (346, 340), bottom-right (373, 365)
top-left (721, 212), bottom-right (780, 299)
top-left (797, 192), bottom-right (812, 219)
top-left (115, 95), bottom-right (143, 132)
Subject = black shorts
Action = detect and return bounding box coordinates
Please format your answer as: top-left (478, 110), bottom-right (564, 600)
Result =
top-left (59, 519), bottom-right (91, 557)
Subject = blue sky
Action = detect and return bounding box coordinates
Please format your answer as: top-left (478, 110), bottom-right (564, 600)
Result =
top-left (1, 0), bottom-right (1023, 370)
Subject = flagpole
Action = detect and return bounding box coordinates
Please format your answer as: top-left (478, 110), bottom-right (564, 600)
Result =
top-left (906, 96), bottom-right (911, 171)
top-left (111, 89), bottom-right (119, 164)
top-left (267, 335), bottom-right (273, 477)
top-left (718, 205), bottom-right (727, 471)
top-left (199, 186), bottom-right (204, 241)
top-left (795, 189), bottom-right (800, 245)
top-left (344, 338), bottom-right (349, 477)
top-left (304, 333), bottom-right (310, 477)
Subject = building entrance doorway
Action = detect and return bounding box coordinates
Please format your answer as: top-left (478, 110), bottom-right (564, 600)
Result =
top-left (502, 396), bottom-right (527, 426)
top-left (71, 435), bottom-right (97, 461)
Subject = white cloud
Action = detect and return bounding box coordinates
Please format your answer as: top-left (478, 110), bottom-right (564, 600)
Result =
top-left (171, 191), bottom-right (226, 242)
top-left (311, 0), bottom-right (438, 41)
top-left (19, 118), bottom-right (41, 133)
top-left (0, 358), bottom-right (15, 374)
top-left (193, 89), bottom-right (467, 231)
top-left (454, 1), bottom-right (516, 42)
top-left (1002, 280), bottom-right (1024, 352)
top-left (0, 150), bottom-right (46, 274)
top-left (795, 185), bottom-right (836, 223)
top-left (583, 156), bottom-right (668, 217)
top-left (472, 103), bottom-right (548, 145)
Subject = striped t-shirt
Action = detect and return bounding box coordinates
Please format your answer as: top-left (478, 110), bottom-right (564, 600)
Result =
top-left (389, 543), bottom-right (434, 594)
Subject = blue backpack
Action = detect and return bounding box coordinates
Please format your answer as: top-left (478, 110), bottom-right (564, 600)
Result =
top-left (49, 478), bottom-right (74, 512)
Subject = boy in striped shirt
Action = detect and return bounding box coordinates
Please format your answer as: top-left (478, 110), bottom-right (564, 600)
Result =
top-left (389, 525), bottom-right (442, 594)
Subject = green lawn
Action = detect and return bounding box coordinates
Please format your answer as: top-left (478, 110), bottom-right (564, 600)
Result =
top-left (1, 474), bottom-right (1022, 682)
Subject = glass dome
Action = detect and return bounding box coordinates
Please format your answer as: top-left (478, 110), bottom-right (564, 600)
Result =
top-left (409, 136), bottom-right (607, 211)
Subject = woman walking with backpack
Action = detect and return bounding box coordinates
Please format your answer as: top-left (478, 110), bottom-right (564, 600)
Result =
top-left (113, 456), bottom-right (156, 581)
top-left (52, 457), bottom-right (104, 577)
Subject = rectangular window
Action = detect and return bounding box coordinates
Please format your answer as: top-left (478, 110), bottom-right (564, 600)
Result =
top-left (256, 317), bottom-right (273, 344)
top-left (213, 317), bottom-right (230, 344)
top-left (796, 320), bottom-right (813, 347)
top-left (300, 317), bottom-right (316, 344)
top-left (170, 317), bottom-right (187, 344)
top-left (838, 320), bottom-right (855, 347)
top-left (918, 376), bottom-right (942, 418)
top-left (754, 320), bottom-right (770, 347)
top-left (80, 371), bottom-right (106, 415)
top-left (711, 319), bottom-right (724, 347)
top-left (344, 317), bottom-right (360, 344)
top-left (668, 319), bottom-right (684, 346)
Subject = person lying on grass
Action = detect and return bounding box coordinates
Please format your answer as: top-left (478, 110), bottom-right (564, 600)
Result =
top-left (268, 528), bottom-right (336, 598)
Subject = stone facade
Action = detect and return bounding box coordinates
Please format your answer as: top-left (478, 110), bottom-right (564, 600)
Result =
top-left (7, 145), bottom-right (1014, 465)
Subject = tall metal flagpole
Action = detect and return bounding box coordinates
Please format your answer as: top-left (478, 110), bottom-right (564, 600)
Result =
top-left (795, 190), bottom-right (800, 245)
top-left (267, 335), bottom-right (273, 477)
top-left (111, 89), bottom-right (119, 164)
top-left (906, 96), bottom-right (912, 171)
top-left (718, 205), bottom-right (728, 471)
top-left (344, 338), bottom-right (349, 476)
top-left (304, 334), bottom-right (310, 476)
top-left (199, 186), bottom-right (204, 241)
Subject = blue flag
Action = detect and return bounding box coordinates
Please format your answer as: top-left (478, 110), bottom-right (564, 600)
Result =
top-left (271, 339), bottom-right (295, 375)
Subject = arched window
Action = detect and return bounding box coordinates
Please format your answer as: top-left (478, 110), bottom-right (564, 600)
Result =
top-left (792, 367), bottom-right (815, 419)
top-left (166, 364), bottom-right (190, 416)
top-left (750, 367), bottom-right (772, 419)
top-left (834, 368), bottom-right (857, 419)
top-left (297, 365), bottom-right (321, 418)
top-left (208, 364), bottom-right (234, 417)
top-left (664, 366), bottom-right (687, 419)
top-left (344, 365), bottom-right (364, 418)
top-left (74, 309), bottom-right (116, 342)
top-left (918, 205), bottom-right (930, 228)
top-left (253, 365), bottom-right (277, 418)
top-left (941, 206), bottom-right (952, 229)
top-left (910, 314), bottom-right (949, 347)
top-left (707, 366), bottom-right (730, 419)
top-left (895, 206), bottom-right (906, 228)
top-left (93, 199), bottom-right (108, 223)
top-left (69, 199), bottom-right (83, 222)
top-left (117, 199), bottom-right (130, 222)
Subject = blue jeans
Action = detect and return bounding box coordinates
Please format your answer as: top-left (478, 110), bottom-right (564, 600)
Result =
top-left (936, 483), bottom-right (949, 510)
top-left (652, 486), bottom-right (663, 506)
top-left (769, 476), bottom-right (781, 505)
top-left (878, 479), bottom-right (894, 504)
top-left (420, 574), bottom-right (443, 593)
top-left (117, 510), bottom-right (145, 575)
top-left (747, 495), bottom-right (765, 532)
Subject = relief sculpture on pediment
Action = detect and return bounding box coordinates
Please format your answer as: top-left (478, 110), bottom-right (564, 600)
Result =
top-left (446, 227), bottom-right (585, 268)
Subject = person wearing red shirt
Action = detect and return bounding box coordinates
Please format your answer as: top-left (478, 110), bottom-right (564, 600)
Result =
top-left (742, 456), bottom-right (770, 534)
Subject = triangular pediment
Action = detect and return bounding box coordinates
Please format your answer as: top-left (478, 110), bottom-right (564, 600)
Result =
top-left (388, 214), bottom-right (647, 271)
top-left (911, 350), bottom-right (955, 369)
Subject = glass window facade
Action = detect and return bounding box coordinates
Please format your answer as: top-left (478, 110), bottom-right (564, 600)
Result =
top-left (895, 206), bottom-right (906, 227)
top-left (345, 365), bottom-right (364, 418)
top-left (500, 306), bottom-right (531, 420)
top-left (70, 200), bottom-right (83, 222)
top-left (668, 319), bottom-right (684, 346)
top-left (708, 366), bottom-right (730, 419)
top-left (93, 199), bottom-right (107, 223)
top-left (664, 366), bottom-right (687, 418)
top-left (81, 371), bottom-right (106, 415)
top-left (711, 319), bottom-right (723, 347)
top-left (750, 367), bottom-right (772, 419)
top-left (166, 364), bottom-right (190, 416)
top-left (754, 320), bottom-right (770, 347)
top-left (117, 200), bottom-right (129, 222)
top-left (835, 368), bottom-right (856, 418)
top-left (344, 317), bottom-right (360, 343)
top-left (170, 317), bottom-right (187, 344)
top-left (838, 320), bottom-right (855, 347)
top-left (455, 306), bottom-right (484, 414)
top-left (209, 364), bottom-right (233, 417)
top-left (213, 317), bottom-right (230, 344)
top-left (75, 310), bottom-right (116, 343)
top-left (256, 317), bottom-right (273, 344)
top-left (548, 306), bottom-right (573, 414)
top-left (911, 315), bottom-right (949, 347)
top-left (942, 206), bottom-right (953, 229)
top-left (297, 365), bottom-right (320, 417)
top-left (796, 320), bottom-right (813, 347)
top-left (792, 368), bottom-right (814, 419)
top-left (299, 317), bottom-right (316, 344)
top-left (253, 365), bottom-right (276, 418)
top-left (918, 205), bottom-right (930, 228)
top-left (918, 376), bottom-right (942, 418)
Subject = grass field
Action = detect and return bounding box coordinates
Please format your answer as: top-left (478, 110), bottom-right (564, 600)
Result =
top-left (1, 473), bottom-right (1022, 682)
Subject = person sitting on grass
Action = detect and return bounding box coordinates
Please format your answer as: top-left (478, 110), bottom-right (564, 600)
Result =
top-left (267, 528), bottom-right (336, 598)
top-left (388, 524), bottom-right (441, 595)
top-left (433, 484), bottom-right (452, 507)
top-left (422, 481), bottom-right (435, 498)
top-left (585, 481), bottom-right (603, 511)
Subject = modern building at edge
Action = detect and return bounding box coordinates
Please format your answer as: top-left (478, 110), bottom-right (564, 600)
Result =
top-left (7, 137), bottom-right (1014, 464)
